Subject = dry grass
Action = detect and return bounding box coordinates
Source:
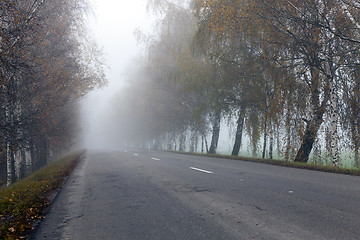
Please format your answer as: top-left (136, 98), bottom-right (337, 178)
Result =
top-left (169, 151), bottom-right (360, 176)
top-left (0, 150), bottom-right (85, 240)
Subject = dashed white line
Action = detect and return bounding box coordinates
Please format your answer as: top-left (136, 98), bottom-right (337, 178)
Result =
top-left (133, 153), bottom-right (139, 156)
top-left (190, 167), bottom-right (213, 174)
top-left (151, 157), bottom-right (160, 161)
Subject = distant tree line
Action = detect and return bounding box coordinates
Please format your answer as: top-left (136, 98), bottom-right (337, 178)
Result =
top-left (112, 0), bottom-right (360, 168)
top-left (0, 0), bottom-right (105, 186)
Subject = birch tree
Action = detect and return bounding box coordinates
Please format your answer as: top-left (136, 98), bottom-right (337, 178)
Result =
top-left (0, 0), bottom-right (105, 185)
top-left (193, 0), bottom-right (360, 164)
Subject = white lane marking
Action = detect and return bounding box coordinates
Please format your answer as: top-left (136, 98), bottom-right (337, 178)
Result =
top-left (190, 167), bottom-right (213, 174)
top-left (134, 153), bottom-right (139, 156)
top-left (151, 157), bottom-right (160, 161)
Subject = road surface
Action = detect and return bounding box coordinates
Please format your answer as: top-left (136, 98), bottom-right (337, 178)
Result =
top-left (32, 150), bottom-right (360, 239)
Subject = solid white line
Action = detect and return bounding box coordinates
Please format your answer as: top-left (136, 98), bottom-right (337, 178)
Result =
top-left (190, 167), bottom-right (213, 174)
top-left (151, 157), bottom-right (160, 161)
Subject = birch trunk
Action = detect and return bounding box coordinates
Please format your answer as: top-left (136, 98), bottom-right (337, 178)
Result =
top-left (25, 149), bottom-right (32, 177)
top-left (201, 135), bottom-right (204, 153)
top-left (262, 115), bottom-right (268, 159)
top-left (190, 131), bottom-right (195, 153)
top-left (174, 132), bottom-right (177, 151)
top-left (285, 123), bottom-right (291, 161)
top-left (231, 107), bottom-right (245, 156)
top-left (194, 132), bottom-right (199, 153)
top-left (6, 143), bottom-right (15, 186)
top-left (329, 81), bottom-right (339, 167)
top-left (355, 150), bottom-right (360, 168)
top-left (204, 135), bottom-right (209, 153)
top-left (209, 109), bottom-right (221, 154)
top-left (179, 133), bottom-right (186, 152)
top-left (294, 110), bottom-right (325, 162)
top-left (15, 150), bottom-right (24, 180)
top-left (295, 67), bottom-right (330, 163)
top-left (269, 120), bottom-right (273, 159)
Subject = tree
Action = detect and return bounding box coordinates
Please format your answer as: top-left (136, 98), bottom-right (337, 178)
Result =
top-left (193, 0), bottom-right (360, 164)
top-left (0, 0), bottom-right (105, 185)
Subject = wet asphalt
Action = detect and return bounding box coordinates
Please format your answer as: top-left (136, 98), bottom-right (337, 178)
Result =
top-left (31, 150), bottom-right (360, 240)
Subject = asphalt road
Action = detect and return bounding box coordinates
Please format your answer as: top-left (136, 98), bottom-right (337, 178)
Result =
top-left (31, 150), bottom-right (360, 240)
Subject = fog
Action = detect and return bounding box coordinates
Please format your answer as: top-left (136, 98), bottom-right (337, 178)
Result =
top-left (81, 0), bottom-right (155, 150)
top-left (78, 0), bottom-right (360, 168)
top-left (80, 0), bottom-right (255, 157)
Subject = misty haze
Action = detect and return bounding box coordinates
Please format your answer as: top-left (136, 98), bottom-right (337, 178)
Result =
top-left (1, 0), bottom-right (360, 239)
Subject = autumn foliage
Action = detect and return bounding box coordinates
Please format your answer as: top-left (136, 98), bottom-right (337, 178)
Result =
top-left (0, 151), bottom-right (85, 239)
top-left (0, 0), bottom-right (105, 185)
top-left (112, 0), bottom-right (360, 167)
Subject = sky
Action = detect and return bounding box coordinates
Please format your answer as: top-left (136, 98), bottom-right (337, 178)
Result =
top-left (81, 0), bottom-right (155, 149)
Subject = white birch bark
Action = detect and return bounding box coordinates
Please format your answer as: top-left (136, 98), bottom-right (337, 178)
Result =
top-left (5, 90), bottom-right (15, 186)
top-left (269, 119), bottom-right (274, 159)
top-left (325, 59), bottom-right (339, 167)
top-left (5, 0), bottom-right (48, 55)
top-left (25, 150), bottom-right (32, 177)
top-left (329, 80), bottom-right (339, 167)
top-left (341, 1), bottom-right (360, 29)
top-left (201, 135), bottom-right (204, 153)
top-left (6, 143), bottom-right (14, 186)
top-left (15, 150), bottom-right (23, 180)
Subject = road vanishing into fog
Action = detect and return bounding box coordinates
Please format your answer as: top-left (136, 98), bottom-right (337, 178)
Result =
top-left (32, 150), bottom-right (360, 240)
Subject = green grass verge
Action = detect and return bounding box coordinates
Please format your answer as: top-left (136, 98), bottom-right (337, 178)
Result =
top-left (168, 151), bottom-right (360, 177)
top-left (0, 150), bottom-right (85, 240)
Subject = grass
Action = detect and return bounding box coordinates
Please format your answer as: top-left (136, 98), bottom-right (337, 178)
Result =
top-left (168, 151), bottom-right (360, 177)
top-left (0, 150), bottom-right (85, 240)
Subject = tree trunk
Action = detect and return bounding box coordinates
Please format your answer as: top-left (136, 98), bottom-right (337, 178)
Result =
top-left (295, 66), bottom-right (330, 163)
top-left (25, 149), bottom-right (32, 177)
top-left (5, 98), bottom-right (15, 185)
top-left (153, 137), bottom-right (159, 150)
top-left (16, 149), bottom-right (25, 180)
top-left (37, 137), bottom-right (48, 168)
top-left (174, 132), bottom-right (177, 151)
top-left (284, 106), bottom-right (292, 161)
top-left (167, 133), bottom-right (172, 150)
top-left (294, 111), bottom-right (324, 162)
top-left (204, 136), bottom-right (209, 153)
top-left (329, 81), bottom-right (339, 167)
top-left (29, 141), bottom-right (37, 169)
top-left (194, 132), bottom-right (199, 153)
top-left (269, 120), bottom-right (273, 159)
top-left (7, 143), bottom-right (15, 186)
top-left (231, 108), bottom-right (245, 156)
top-left (190, 131), bottom-right (195, 153)
top-left (209, 109), bottom-right (221, 154)
top-left (262, 115), bottom-right (268, 159)
top-left (201, 135), bottom-right (204, 153)
top-left (355, 150), bottom-right (360, 168)
top-left (313, 141), bottom-right (321, 164)
top-left (179, 133), bottom-right (186, 152)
